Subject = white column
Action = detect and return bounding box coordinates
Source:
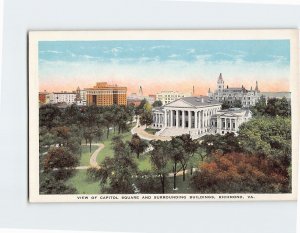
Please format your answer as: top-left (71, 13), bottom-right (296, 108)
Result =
top-left (170, 110), bottom-right (173, 127)
top-left (188, 110), bottom-right (191, 129)
top-left (182, 110), bottom-right (185, 128)
top-left (164, 110), bottom-right (167, 127)
top-left (176, 110), bottom-right (179, 128)
top-left (201, 111), bottom-right (204, 129)
top-left (195, 111), bottom-right (198, 128)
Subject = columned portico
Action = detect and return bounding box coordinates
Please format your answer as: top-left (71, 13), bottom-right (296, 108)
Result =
top-left (182, 110), bottom-right (185, 128)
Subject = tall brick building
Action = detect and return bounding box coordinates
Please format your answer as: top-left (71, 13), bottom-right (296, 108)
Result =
top-left (86, 82), bottom-right (127, 106)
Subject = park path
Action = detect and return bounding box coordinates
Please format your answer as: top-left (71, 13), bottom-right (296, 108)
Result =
top-left (74, 143), bottom-right (104, 170)
top-left (89, 143), bottom-right (104, 168)
top-left (131, 117), bottom-right (171, 141)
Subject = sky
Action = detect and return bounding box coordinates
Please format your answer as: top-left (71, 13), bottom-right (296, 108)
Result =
top-left (39, 40), bottom-right (290, 95)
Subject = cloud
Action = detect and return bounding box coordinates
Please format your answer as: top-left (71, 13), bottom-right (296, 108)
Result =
top-left (40, 50), bottom-right (63, 54)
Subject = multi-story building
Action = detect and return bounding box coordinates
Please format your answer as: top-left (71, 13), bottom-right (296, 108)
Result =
top-left (156, 91), bottom-right (192, 106)
top-left (151, 96), bottom-right (252, 139)
top-left (49, 91), bottom-right (77, 105)
top-left (208, 73), bottom-right (261, 107)
top-left (75, 87), bottom-right (87, 106)
top-left (85, 82), bottom-right (127, 106)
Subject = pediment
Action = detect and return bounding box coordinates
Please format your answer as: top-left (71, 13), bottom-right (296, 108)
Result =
top-left (165, 99), bottom-right (194, 108)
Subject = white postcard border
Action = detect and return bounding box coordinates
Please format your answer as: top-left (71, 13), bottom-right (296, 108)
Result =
top-left (29, 29), bottom-right (299, 202)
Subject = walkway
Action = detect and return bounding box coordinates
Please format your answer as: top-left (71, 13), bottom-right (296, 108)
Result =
top-left (75, 143), bottom-right (104, 170)
top-left (131, 118), bottom-right (171, 141)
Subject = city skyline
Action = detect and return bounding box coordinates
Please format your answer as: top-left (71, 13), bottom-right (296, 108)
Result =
top-left (39, 40), bottom-right (290, 95)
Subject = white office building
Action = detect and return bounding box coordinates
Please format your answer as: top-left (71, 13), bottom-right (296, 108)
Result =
top-left (156, 91), bottom-right (192, 106)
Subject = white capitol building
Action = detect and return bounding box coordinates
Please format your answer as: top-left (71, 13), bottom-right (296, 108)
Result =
top-left (151, 96), bottom-right (252, 139)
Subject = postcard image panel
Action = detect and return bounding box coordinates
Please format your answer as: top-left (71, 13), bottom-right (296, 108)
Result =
top-left (29, 30), bottom-right (299, 202)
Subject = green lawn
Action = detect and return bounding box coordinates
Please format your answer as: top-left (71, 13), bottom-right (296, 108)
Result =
top-left (166, 174), bottom-right (194, 194)
top-left (66, 170), bottom-right (100, 194)
top-left (135, 153), bottom-right (152, 171)
top-left (79, 145), bottom-right (98, 166)
top-left (96, 130), bottom-right (132, 163)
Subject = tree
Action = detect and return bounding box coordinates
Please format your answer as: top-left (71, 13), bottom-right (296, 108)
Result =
top-left (170, 137), bottom-right (184, 190)
top-left (221, 99), bottom-right (242, 110)
top-left (39, 104), bottom-right (61, 129)
top-left (251, 96), bottom-right (291, 117)
top-left (152, 100), bottom-right (163, 107)
top-left (250, 95), bottom-right (267, 116)
top-left (50, 126), bottom-right (70, 147)
top-left (238, 116), bottom-right (291, 166)
top-left (40, 172), bottom-right (77, 194)
top-left (135, 171), bottom-right (162, 194)
top-left (101, 111), bottom-right (113, 139)
top-left (191, 152), bottom-right (290, 193)
top-left (143, 102), bottom-right (152, 113)
top-left (140, 111), bottom-right (153, 128)
top-left (98, 137), bottom-right (138, 194)
top-left (201, 132), bottom-right (241, 155)
top-left (265, 97), bottom-right (291, 117)
top-left (129, 134), bottom-right (148, 159)
top-left (149, 140), bottom-right (171, 193)
top-left (63, 104), bottom-right (81, 126)
top-left (177, 134), bottom-right (198, 181)
top-left (136, 99), bottom-right (148, 115)
top-left (43, 147), bottom-right (79, 171)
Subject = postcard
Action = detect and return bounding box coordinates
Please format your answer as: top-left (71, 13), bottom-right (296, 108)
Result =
top-left (29, 30), bottom-right (299, 202)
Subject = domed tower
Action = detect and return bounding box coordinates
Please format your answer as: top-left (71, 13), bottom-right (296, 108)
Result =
top-left (217, 73), bottom-right (224, 93)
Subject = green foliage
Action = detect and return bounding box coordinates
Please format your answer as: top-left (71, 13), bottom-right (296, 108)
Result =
top-left (98, 137), bottom-right (138, 194)
top-left (129, 134), bottom-right (148, 159)
top-left (149, 140), bottom-right (171, 193)
top-left (143, 102), bottom-right (152, 113)
top-left (40, 171), bottom-right (77, 194)
top-left (43, 147), bottom-right (79, 170)
top-left (140, 111), bottom-right (153, 128)
top-left (238, 116), bottom-right (291, 165)
top-left (200, 132), bottom-right (241, 155)
top-left (221, 99), bottom-right (242, 110)
top-left (152, 100), bottom-right (163, 107)
top-left (135, 171), bottom-right (164, 194)
top-left (39, 104), bottom-right (61, 129)
top-left (251, 96), bottom-right (291, 117)
top-left (86, 167), bottom-right (102, 181)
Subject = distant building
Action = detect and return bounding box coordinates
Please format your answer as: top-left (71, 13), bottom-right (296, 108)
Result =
top-left (127, 86), bottom-right (155, 106)
top-left (49, 91), bottom-right (77, 105)
top-left (148, 94), bottom-right (156, 101)
top-left (39, 91), bottom-right (50, 105)
top-left (151, 96), bottom-right (252, 139)
top-left (85, 82), bottom-right (127, 106)
top-left (75, 87), bottom-right (87, 106)
top-left (156, 91), bottom-right (192, 106)
top-left (208, 73), bottom-right (261, 107)
top-left (260, 92), bottom-right (291, 102)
